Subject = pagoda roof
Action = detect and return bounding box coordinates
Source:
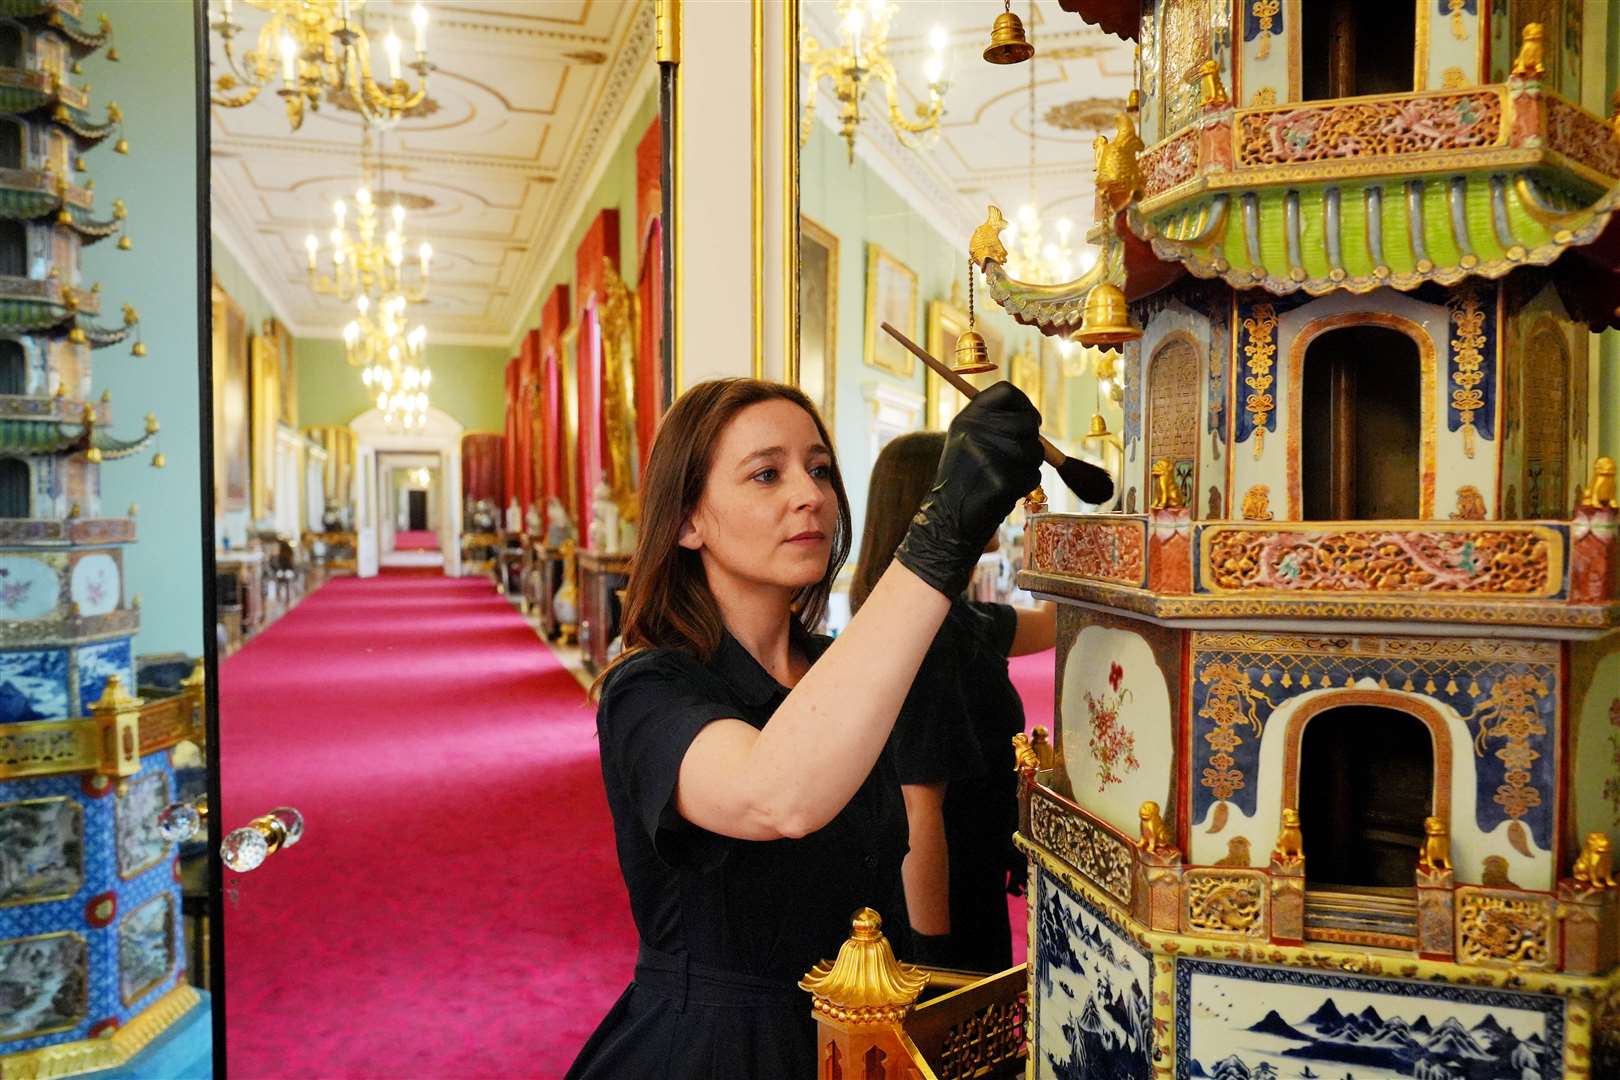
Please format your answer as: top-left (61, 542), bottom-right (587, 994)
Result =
top-left (0, 415), bottom-right (151, 459)
top-left (1055, 0), bottom-right (1138, 40)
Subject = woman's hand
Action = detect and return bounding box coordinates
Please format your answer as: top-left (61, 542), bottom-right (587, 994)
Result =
top-left (895, 382), bottom-right (1044, 599)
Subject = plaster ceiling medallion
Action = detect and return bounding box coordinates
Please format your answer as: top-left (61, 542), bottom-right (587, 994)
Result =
top-left (563, 50), bottom-right (608, 65)
top-left (329, 87), bottom-right (443, 120)
top-left (1044, 96), bottom-right (1128, 132)
top-left (386, 191), bottom-right (437, 211)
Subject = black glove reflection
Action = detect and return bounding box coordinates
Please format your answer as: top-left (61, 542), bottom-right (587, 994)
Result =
top-left (894, 382), bottom-right (1044, 600)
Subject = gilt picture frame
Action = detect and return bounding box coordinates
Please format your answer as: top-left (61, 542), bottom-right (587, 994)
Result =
top-left (798, 214), bottom-right (839, 430)
top-left (863, 244), bottom-right (918, 379)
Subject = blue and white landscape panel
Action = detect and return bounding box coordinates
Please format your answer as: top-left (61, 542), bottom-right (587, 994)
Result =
top-left (1034, 868), bottom-right (1153, 1080)
top-left (1176, 957), bottom-right (1565, 1079)
top-left (0, 648), bottom-right (67, 723)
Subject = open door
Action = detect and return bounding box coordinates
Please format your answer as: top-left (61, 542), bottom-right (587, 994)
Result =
top-left (355, 445), bottom-right (379, 578)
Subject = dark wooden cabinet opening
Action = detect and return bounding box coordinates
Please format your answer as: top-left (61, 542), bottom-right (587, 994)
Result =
top-left (1301, 324), bottom-right (1422, 520)
top-left (1298, 704), bottom-right (1434, 890)
top-left (1302, 0), bottom-right (1417, 100)
top-left (0, 458), bottom-right (27, 517)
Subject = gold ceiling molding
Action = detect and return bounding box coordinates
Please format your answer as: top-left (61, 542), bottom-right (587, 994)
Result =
top-left (212, 135), bottom-right (559, 177)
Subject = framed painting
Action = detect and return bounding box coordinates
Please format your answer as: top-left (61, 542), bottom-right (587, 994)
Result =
top-left (249, 321), bottom-right (282, 521)
top-left (924, 294), bottom-right (1002, 432)
top-left (1010, 343), bottom-right (1042, 417)
top-left (798, 214), bottom-right (838, 430)
top-left (863, 244), bottom-right (917, 378)
top-left (210, 278), bottom-right (249, 513)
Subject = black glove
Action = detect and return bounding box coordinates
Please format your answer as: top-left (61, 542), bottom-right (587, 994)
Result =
top-left (894, 382), bottom-right (1043, 599)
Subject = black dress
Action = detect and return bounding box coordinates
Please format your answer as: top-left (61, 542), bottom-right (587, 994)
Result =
top-left (888, 599), bottom-right (1024, 974)
top-left (567, 632), bottom-right (910, 1080)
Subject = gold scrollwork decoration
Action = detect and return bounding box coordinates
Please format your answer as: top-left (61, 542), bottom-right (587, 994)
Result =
top-left (1460, 673), bottom-right (1550, 824)
top-left (1184, 869), bottom-right (1268, 938)
top-left (1241, 303), bottom-right (1277, 460)
top-left (1030, 792), bottom-right (1133, 906)
top-left (1197, 661), bottom-right (1267, 804)
top-left (1447, 289), bottom-right (1487, 458)
top-left (1250, 0), bottom-right (1280, 60)
top-left (1456, 889), bottom-right (1555, 968)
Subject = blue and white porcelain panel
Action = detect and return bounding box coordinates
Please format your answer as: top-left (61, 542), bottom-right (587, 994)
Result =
top-left (0, 648), bottom-right (68, 724)
top-left (74, 637), bottom-right (132, 714)
top-left (1176, 956), bottom-right (1565, 1079)
top-left (1033, 867), bottom-right (1153, 1080)
top-left (0, 757), bottom-right (184, 1051)
top-left (0, 795), bottom-right (82, 905)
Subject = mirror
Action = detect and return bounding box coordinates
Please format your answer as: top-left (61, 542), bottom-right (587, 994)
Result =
top-left (794, 0), bottom-right (1126, 633)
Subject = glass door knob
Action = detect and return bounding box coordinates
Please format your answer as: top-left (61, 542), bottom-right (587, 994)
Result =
top-left (158, 797), bottom-right (207, 842)
top-left (221, 806), bottom-right (305, 872)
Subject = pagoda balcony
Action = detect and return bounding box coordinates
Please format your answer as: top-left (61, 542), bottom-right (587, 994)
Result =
top-left (1019, 509), bottom-right (1620, 635)
top-left (1118, 81), bottom-right (1620, 302)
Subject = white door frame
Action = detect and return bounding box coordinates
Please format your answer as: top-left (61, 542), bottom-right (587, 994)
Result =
top-left (350, 406), bottom-right (464, 577)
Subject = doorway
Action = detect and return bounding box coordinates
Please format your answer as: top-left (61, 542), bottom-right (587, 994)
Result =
top-left (1301, 0), bottom-right (1416, 100)
top-left (1300, 325), bottom-right (1423, 520)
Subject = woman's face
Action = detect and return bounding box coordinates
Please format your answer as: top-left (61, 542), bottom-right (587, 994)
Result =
top-left (680, 399), bottom-right (838, 595)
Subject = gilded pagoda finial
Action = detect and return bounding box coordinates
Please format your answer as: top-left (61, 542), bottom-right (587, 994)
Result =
top-left (1094, 112), bottom-right (1145, 213)
top-left (969, 206), bottom-right (1008, 270)
top-left (1511, 22), bottom-right (1545, 80)
top-left (799, 908), bottom-right (927, 1024)
top-left (1195, 59), bottom-right (1228, 109)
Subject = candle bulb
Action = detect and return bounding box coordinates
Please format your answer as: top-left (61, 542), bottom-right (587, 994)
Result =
top-left (385, 31), bottom-right (402, 82)
top-left (279, 33), bottom-right (297, 83)
top-left (304, 233), bottom-right (317, 269)
top-left (412, 4), bottom-right (429, 56)
top-left (391, 203), bottom-right (405, 229)
top-left (418, 241), bottom-right (431, 277)
top-left (333, 198), bottom-right (346, 227)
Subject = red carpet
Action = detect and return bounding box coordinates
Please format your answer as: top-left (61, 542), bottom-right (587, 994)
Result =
top-left (393, 528), bottom-right (440, 551)
top-left (220, 575), bottom-right (634, 1079)
top-left (1007, 648), bottom-right (1057, 966)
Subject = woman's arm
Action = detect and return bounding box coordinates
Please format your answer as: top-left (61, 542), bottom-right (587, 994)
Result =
top-left (674, 383), bottom-right (1045, 843)
top-left (1010, 600), bottom-right (1056, 656)
top-left (674, 561), bottom-right (949, 840)
top-left (900, 782), bottom-right (951, 935)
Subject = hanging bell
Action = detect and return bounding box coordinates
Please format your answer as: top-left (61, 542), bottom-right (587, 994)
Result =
top-left (1075, 283), bottom-right (1141, 347)
top-left (1083, 413), bottom-right (1112, 441)
top-left (131, 341), bottom-right (146, 357)
top-left (117, 236), bottom-right (131, 251)
top-left (85, 446), bottom-right (102, 464)
top-left (114, 137), bottom-right (129, 154)
top-left (150, 452), bottom-right (166, 469)
top-left (953, 329), bottom-right (996, 375)
top-left (983, 9), bottom-right (1034, 65)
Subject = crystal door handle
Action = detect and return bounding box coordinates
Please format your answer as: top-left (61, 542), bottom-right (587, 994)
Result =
top-left (221, 806), bottom-right (305, 872)
top-left (158, 797), bottom-right (207, 842)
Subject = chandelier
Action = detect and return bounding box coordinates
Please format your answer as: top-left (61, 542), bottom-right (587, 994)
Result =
top-left (304, 179), bottom-right (431, 308)
top-left (344, 295), bottom-right (432, 429)
top-left (209, 0), bottom-right (432, 130)
top-left (801, 1), bottom-right (950, 164)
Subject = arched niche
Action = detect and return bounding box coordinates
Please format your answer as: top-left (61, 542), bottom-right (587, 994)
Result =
top-left (1288, 313), bottom-right (1435, 520)
top-left (1522, 320), bottom-right (1569, 520)
top-left (1145, 331), bottom-right (1200, 512)
top-left (0, 457), bottom-right (27, 517)
top-left (0, 339), bottom-right (23, 394)
top-left (1281, 691), bottom-right (1452, 893)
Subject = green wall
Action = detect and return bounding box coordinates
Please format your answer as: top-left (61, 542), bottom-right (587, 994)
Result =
top-left (295, 336), bottom-right (509, 431)
top-left (87, 0), bottom-right (202, 658)
top-left (211, 236), bottom-right (277, 335)
top-left (509, 85), bottom-right (659, 353)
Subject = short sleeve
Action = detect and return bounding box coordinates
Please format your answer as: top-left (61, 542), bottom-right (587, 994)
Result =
top-left (597, 652), bottom-right (741, 868)
top-left (888, 624), bottom-right (986, 786)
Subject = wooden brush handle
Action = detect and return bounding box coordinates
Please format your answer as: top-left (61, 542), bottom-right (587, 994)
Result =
top-left (880, 321), bottom-right (1065, 469)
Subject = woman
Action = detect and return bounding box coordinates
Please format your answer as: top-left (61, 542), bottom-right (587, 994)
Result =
top-left (567, 378), bottom-right (1042, 1079)
top-left (851, 432), bottom-right (1056, 974)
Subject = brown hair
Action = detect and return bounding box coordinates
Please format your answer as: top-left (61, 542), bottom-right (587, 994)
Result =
top-left (849, 431), bottom-right (945, 614)
top-left (592, 378), bottom-right (852, 697)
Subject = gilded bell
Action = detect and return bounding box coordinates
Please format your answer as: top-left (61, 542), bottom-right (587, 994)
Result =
top-left (1083, 413), bottom-right (1111, 440)
top-left (983, 11), bottom-right (1033, 65)
top-left (131, 341), bottom-right (146, 357)
top-left (953, 329), bottom-right (996, 375)
top-left (150, 452), bottom-right (166, 469)
top-left (1075, 283), bottom-right (1141, 347)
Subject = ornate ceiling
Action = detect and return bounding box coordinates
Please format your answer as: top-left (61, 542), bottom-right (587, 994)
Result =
top-left (801, 0), bottom-right (1135, 251)
top-left (209, 0), bottom-right (654, 346)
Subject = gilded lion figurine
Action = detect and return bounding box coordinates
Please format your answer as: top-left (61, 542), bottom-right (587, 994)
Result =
top-left (1138, 801), bottom-right (1172, 855)
top-left (1418, 816), bottom-right (1452, 873)
top-left (1273, 808), bottom-right (1304, 863)
top-left (1573, 832), bottom-right (1617, 889)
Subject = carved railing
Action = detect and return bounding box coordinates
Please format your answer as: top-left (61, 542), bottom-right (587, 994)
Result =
top-left (803, 909), bottom-right (1028, 1080)
top-left (0, 668), bottom-right (204, 780)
